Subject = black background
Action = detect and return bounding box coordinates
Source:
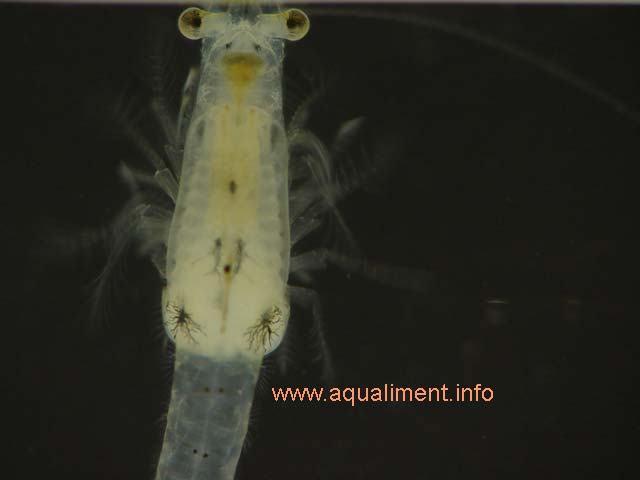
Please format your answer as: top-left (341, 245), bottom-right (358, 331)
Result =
top-left (1, 3), bottom-right (638, 479)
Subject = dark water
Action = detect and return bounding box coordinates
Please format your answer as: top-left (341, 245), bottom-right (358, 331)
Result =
top-left (1, 3), bottom-right (637, 479)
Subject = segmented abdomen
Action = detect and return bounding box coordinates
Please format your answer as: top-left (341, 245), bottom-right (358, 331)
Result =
top-left (155, 351), bottom-right (262, 479)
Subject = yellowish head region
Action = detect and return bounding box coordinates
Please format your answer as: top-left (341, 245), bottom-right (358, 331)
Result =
top-left (222, 53), bottom-right (264, 100)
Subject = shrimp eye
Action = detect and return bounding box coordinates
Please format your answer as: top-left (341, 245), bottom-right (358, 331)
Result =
top-left (283, 9), bottom-right (309, 41)
top-left (179, 7), bottom-right (207, 40)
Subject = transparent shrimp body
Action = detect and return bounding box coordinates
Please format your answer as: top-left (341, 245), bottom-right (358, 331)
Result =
top-left (156, 3), bottom-right (309, 479)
